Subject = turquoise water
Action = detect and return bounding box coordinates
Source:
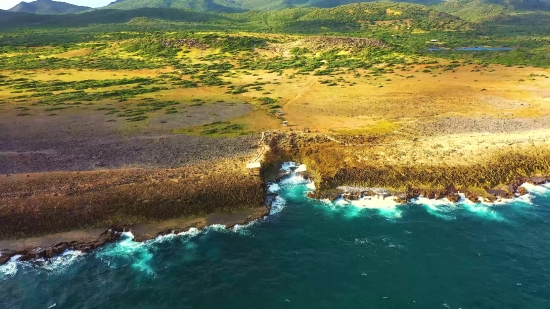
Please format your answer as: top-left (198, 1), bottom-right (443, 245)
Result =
top-left (1, 167), bottom-right (550, 309)
top-left (455, 47), bottom-right (513, 51)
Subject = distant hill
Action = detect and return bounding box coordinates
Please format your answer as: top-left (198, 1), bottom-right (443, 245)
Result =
top-left (0, 8), bottom-right (224, 28)
top-left (232, 2), bottom-right (467, 32)
top-left (8, 0), bottom-right (91, 14)
top-left (435, 0), bottom-right (550, 21)
top-left (102, 0), bottom-right (244, 12)
top-left (102, 0), bottom-right (444, 12)
top-left (0, 2), bottom-right (468, 32)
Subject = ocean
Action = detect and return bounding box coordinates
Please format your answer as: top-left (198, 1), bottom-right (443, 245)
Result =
top-left (1, 163), bottom-right (550, 309)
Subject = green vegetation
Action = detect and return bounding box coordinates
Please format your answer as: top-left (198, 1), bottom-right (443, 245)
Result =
top-left (101, 0), bottom-right (455, 12)
top-left (116, 99), bottom-right (181, 122)
top-left (173, 121), bottom-right (252, 137)
top-left (8, 0), bottom-right (91, 15)
top-left (0, 0), bottom-right (547, 68)
top-left (0, 0), bottom-right (547, 126)
top-left (103, 0), bottom-right (244, 12)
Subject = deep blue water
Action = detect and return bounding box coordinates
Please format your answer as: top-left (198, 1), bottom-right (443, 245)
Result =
top-left (1, 166), bottom-right (550, 309)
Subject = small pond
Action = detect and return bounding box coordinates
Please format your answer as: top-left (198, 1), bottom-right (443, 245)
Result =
top-left (428, 46), bottom-right (513, 51)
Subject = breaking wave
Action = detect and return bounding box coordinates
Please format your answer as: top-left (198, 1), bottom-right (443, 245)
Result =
top-left (324, 195), bottom-right (404, 219)
top-left (521, 183), bottom-right (550, 197)
top-left (0, 255), bottom-right (20, 280)
top-left (2, 160), bottom-right (547, 281)
top-left (96, 232), bottom-right (155, 275)
top-left (267, 161), bottom-right (316, 215)
top-left (0, 250), bottom-right (86, 280)
top-left (315, 184), bottom-right (548, 222)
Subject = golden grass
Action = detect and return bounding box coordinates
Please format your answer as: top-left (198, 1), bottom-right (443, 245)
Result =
top-left (289, 141), bottom-right (550, 192)
top-left (337, 120), bottom-right (397, 135)
top-left (0, 158), bottom-right (265, 240)
top-left (49, 48), bottom-right (93, 58)
top-left (0, 68), bottom-right (172, 82)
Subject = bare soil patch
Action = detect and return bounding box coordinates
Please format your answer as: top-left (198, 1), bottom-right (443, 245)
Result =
top-left (0, 101), bottom-right (255, 174)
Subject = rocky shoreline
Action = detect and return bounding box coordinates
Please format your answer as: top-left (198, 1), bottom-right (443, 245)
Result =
top-left (0, 206), bottom-right (270, 266)
top-left (1, 163), bottom-right (548, 266)
top-left (0, 157), bottom-right (300, 267)
top-left (3, 130), bottom-right (550, 267)
top-left (306, 176), bottom-right (548, 205)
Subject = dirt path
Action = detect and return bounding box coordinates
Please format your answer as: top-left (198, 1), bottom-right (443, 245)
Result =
top-left (283, 77), bottom-right (317, 109)
top-left (248, 131), bottom-right (273, 170)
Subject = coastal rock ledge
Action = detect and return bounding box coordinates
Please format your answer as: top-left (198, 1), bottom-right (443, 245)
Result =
top-left (0, 206), bottom-right (270, 266)
top-left (0, 228), bottom-right (123, 265)
top-left (305, 176), bottom-right (548, 205)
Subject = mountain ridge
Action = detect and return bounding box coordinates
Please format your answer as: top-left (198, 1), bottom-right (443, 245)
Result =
top-left (7, 0), bottom-right (550, 17)
top-left (102, 0), bottom-right (442, 12)
top-left (8, 0), bottom-right (91, 14)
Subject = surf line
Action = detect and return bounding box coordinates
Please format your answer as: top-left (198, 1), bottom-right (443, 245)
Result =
top-left (0, 162), bottom-right (314, 271)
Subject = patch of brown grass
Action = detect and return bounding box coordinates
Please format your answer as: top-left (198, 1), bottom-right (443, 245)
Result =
top-left (0, 158), bottom-right (265, 240)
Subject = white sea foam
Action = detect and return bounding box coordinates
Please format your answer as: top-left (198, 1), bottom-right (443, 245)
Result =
top-left (268, 183), bottom-right (281, 193)
top-left (2, 213), bottom-right (266, 277)
top-left (412, 193), bottom-right (510, 221)
top-left (270, 195), bottom-right (287, 215)
top-left (410, 195), bottom-right (458, 220)
top-left (462, 202), bottom-right (504, 221)
top-left (0, 255), bottom-right (21, 280)
top-left (140, 227), bottom-right (202, 246)
top-left (513, 193), bottom-right (534, 205)
top-left (326, 195), bottom-right (403, 219)
top-left (521, 183), bottom-right (550, 197)
top-left (39, 250), bottom-right (85, 272)
top-left (412, 196), bottom-right (458, 207)
top-left (178, 227), bottom-right (201, 237)
top-left (232, 220), bottom-right (258, 236)
top-left (280, 161), bottom-right (298, 172)
top-left (205, 224), bottom-right (227, 233)
top-left (97, 232), bottom-right (155, 275)
top-left (306, 181), bottom-right (316, 190)
top-left (279, 174), bottom-right (309, 186)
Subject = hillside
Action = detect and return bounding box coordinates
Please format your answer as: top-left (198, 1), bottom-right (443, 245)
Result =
top-left (103, 0), bottom-right (243, 12)
top-left (435, 0), bottom-right (550, 21)
top-left (233, 2), bottom-right (467, 32)
top-left (103, 0), bottom-right (450, 11)
top-left (8, 0), bottom-right (91, 14)
top-left (0, 2), bottom-right (469, 32)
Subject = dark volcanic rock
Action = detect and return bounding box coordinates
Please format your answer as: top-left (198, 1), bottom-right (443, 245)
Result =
top-left (465, 191), bottom-right (480, 203)
top-left (364, 190), bottom-right (377, 197)
top-left (52, 242), bottom-right (69, 255)
top-left (517, 187), bottom-right (529, 196)
top-left (0, 254), bottom-right (10, 265)
top-left (406, 189), bottom-right (421, 200)
top-left (0, 229), bottom-right (123, 265)
top-left (528, 177), bottom-right (547, 185)
top-left (395, 196), bottom-right (408, 204)
top-left (487, 189), bottom-right (513, 199)
top-left (347, 193), bottom-right (361, 200)
top-left (446, 193), bottom-right (461, 203)
top-left (306, 190), bottom-right (341, 202)
top-left (423, 190), bottom-right (436, 199)
top-left (18, 252), bottom-right (36, 262)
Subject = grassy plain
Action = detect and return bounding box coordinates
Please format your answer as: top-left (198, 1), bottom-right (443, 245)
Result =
top-left (2, 26), bottom-right (550, 241)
